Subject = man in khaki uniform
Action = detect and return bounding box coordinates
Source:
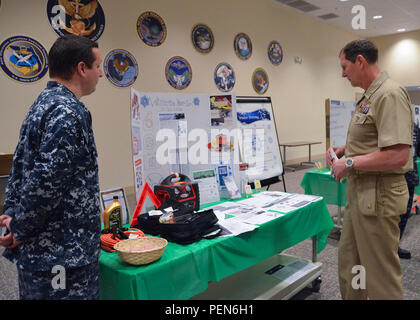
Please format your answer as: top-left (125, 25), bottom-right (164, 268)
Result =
top-left (327, 39), bottom-right (413, 300)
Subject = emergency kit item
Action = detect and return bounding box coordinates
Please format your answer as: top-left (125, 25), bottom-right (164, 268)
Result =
top-left (100, 227), bottom-right (145, 252)
top-left (130, 181), bottom-right (161, 226)
top-left (103, 196), bottom-right (123, 230)
top-left (113, 237), bottom-right (168, 265)
top-left (131, 208), bottom-right (221, 245)
top-left (154, 173), bottom-right (200, 212)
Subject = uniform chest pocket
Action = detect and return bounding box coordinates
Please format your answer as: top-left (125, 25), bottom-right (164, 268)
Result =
top-left (353, 113), bottom-right (374, 125)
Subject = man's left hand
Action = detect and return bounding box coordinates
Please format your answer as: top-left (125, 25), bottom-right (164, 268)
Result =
top-left (331, 158), bottom-right (349, 182)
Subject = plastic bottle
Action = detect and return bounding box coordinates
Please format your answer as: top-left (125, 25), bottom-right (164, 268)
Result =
top-left (103, 196), bottom-right (123, 230)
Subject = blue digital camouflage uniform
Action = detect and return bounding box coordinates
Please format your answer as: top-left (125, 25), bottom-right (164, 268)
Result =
top-left (2, 81), bottom-right (101, 299)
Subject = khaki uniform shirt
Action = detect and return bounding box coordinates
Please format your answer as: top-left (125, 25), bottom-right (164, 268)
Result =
top-left (345, 72), bottom-right (413, 174)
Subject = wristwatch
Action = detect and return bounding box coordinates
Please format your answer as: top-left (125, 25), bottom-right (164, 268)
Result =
top-left (345, 157), bottom-right (354, 169)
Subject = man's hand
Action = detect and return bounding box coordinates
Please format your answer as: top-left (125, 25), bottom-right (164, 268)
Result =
top-left (331, 158), bottom-right (349, 182)
top-left (0, 215), bottom-right (20, 249)
top-left (326, 146), bottom-right (345, 166)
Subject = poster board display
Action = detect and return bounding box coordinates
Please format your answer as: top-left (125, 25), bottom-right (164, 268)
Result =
top-left (326, 99), bottom-right (420, 151)
top-left (325, 98), bottom-right (355, 150)
top-left (130, 89), bottom-right (241, 211)
top-left (236, 96), bottom-right (283, 184)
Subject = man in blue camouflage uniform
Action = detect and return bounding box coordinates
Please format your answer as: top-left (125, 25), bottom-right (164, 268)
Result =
top-left (0, 35), bottom-right (103, 299)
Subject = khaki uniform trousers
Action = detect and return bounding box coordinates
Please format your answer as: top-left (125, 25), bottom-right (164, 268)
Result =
top-left (338, 173), bottom-right (407, 300)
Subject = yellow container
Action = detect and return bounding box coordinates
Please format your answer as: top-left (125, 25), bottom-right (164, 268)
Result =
top-left (103, 196), bottom-right (123, 230)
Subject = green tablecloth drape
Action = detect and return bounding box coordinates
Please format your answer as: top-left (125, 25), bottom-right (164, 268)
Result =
top-left (300, 168), bottom-right (347, 207)
top-left (99, 196), bottom-right (334, 300)
top-left (302, 157), bottom-right (420, 206)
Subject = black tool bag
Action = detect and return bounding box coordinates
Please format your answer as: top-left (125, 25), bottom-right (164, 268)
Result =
top-left (131, 209), bottom-right (221, 245)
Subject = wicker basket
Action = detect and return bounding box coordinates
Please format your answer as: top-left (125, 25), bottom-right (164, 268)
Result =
top-left (113, 237), bottom-right (168, 265)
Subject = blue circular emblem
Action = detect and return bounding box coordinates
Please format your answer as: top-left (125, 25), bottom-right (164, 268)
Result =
top-left (192, 24), bottom-right (214, 53)
top-left (46, 0), bottom-right (106, 41)
top-left (234, 33), bottom-right (252, 60)
top-left (137, 11), bottom-right (167, 47)
top-left (0, 36), bottom-right (49, 83)
top-left (214, 62), bottom-right (235, 92)
top-left (268, 40), bottom-right (283, 65)
top-left (165, 56), bottom-right (192, 90)
top-left (104, 49), bottom-right (138, 87)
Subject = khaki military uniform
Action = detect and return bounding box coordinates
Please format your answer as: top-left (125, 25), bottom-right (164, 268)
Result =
top-left (339, 72), bottom-right (413, 300)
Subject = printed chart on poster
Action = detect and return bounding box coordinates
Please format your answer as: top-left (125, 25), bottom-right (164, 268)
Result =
top-left (236, 96), bottom-right (283, 183)
top-left (130, 89), bottom-right (241, 212)
top-left (327, 99), bottom-right (356, 148)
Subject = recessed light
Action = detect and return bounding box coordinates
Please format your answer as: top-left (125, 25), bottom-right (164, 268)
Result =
top-left (373, 15), bottom-right (383, 20)
top-left (397, 28), bottom-right (406, 32)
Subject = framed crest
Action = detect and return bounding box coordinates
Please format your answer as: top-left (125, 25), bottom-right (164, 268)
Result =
top-left (234, 33), bottom-right (252, 60)
top-left (191, 24), bottom-right (214, 53)
top-left (104, 49), bottom-right (138, 87)
top-left (137, 11), bottom-right (167, 47)
top-left (0, 36), bottom-right (49, 83)
top-left (46, 0), bottom-right (106, 41)
top-left (165, 56), bottom-right (192, 90)
top-left (268, 40), bottom-right (283, 65)
top-left (214, 62), bottom-right (235, 92)
top-left (252, 68), bottom-right (269, 95)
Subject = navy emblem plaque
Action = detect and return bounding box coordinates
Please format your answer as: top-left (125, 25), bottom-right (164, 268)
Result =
top-left (0, 36), bottom-right (49, 83)
top-left (165, 56), bottom-right (192, 90)
top-left (137, 11), bottom-right (167, 47)
top-left (191, 24), bottom-right (214, 53)
top-left (214, 62), bottom-right (235, 92)
top-left (104, 49), bottom-right (139, 87)
top-left (268, 40), bottom-right (283, 65)
top-left (234, 33), bottom-right (252, 60)
top-left (46, 0), bottom-right (106, 41)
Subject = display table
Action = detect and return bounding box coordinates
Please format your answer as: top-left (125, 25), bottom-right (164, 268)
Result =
top-left (279, 141), bottom-right (322, 171)
top-left (414, 158), bottom-right (420, 195)
top-left (300, 168), bottom-right (347, 207)
top-left (99, 195), bottom-right (334, 300)
top-left (300, 168), bottom-right (346, 228)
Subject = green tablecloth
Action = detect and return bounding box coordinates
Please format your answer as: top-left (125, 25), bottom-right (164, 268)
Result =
top-left (99, 196), bottom-right (334, 300)
top-left (302, 157), bottom-right (420, 206)
top-left (414, 158), bottom-right (420, 195)
top-left (300, 168), bottom-right (347, 207)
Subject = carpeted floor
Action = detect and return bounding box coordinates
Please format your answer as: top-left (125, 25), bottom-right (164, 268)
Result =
top-left (1, 163), bottom-right (419, 300)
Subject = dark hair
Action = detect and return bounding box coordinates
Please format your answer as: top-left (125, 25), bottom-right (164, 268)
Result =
top-left (48, 35), bottom-right (98, 80)
top-left (340, 39), bottom-right (378, 64)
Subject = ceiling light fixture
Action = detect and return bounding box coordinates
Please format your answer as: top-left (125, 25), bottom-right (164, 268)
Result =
top-left (397, 28), bottom-right (406, 32)
top-left (373, 15), bottom-right (383, 19)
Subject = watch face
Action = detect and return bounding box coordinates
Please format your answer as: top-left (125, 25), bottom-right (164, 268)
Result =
top-left (346, 158), bottom-right (353, 168)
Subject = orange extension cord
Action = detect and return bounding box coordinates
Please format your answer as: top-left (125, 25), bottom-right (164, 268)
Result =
top-left (100, 228), bottom-right (145, 252)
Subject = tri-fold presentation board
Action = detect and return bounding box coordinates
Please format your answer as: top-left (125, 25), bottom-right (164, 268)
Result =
top-left (130, 89), bottom-right (283, 212)
top-left (326, 98), bottom-right (420, 151)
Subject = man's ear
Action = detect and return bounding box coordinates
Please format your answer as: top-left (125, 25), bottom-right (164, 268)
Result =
top-left (356, 54), bottom-right (368, 68)
top-left (76, 61), bottom-right (87, 77)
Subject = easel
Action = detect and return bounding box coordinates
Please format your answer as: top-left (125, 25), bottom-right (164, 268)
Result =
top-left (236, 96), bottom-right (286, 192)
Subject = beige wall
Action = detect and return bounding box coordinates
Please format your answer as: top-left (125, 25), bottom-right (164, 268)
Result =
top-left (371, 30), bottom-right (420, 87)
top-left (0, 0), bottom-right (358, 191)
